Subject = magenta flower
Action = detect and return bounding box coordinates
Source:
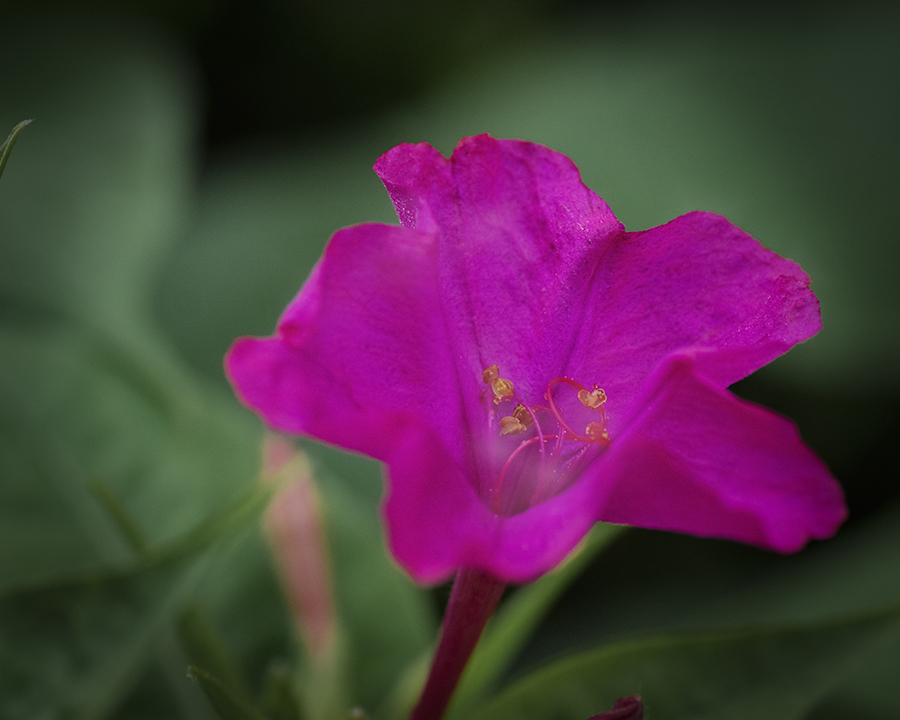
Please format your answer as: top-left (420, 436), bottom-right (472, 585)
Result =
top-left (226, 134), bottom-right (846, 586)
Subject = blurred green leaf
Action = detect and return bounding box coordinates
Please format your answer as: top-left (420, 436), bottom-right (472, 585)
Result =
top-left (188, 665), bottom-right (270, 720)
top-left (179, 604), bottom-right (250, 700)
top-left (0, 555), bottom-right (210, 720)
top-left (0, 442), bottom-right (272, 720)
top-left (471, 602), bottom-right (900, 720)
top-left (259, 660), bottom-right (305, 720)
top-left (519, 498), bottom-right (900, 669)
top-left (378, 651), bottom-right (430, 720)
top-left (494, 499), bottom-right (900, 720)
top-left (0, 324), bottom-right (132, 592)
top-left (0, 319), bottom-right (261, 595)
top-left (90, 477), bottom-right (152, 558)
top-left (0, 119), bottom-right (32, 181)
top-left (0, 15), bottom-right (262, 593)
top-left (0, 16), bottom-right (270, 720)
top-left (805, 631), bottom-right (900, 720)
top-left (189, 525), bottom-right (297, 706)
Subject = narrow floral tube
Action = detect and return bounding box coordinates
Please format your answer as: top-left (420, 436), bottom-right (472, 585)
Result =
top-left (227, 134), bottom-right (847, 585)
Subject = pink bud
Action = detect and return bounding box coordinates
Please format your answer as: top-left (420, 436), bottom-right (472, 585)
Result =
top-left (587, 694), bottom-right (643, 720)
top-left (261, 434), bottom-right (336, 662)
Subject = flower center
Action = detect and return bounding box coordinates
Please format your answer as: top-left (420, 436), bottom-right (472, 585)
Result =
top-left (480, 364), bottom-right (610, 516)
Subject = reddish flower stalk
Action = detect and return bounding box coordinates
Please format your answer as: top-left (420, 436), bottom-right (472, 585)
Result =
top-left (410, 568), bottom-right (506, 720)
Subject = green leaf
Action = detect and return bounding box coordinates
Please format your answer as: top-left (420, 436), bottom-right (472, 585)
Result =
top-left (0, 19), bottom-right (268, 720)
top-left (0, 13), bottom-right (264, 595)
top-left (260, 660), bottom-right (305, 720)
top-left (516, 499), bottom-right (900, 673)
top-left (805, 631), bottom-right (900, 719)
top-left (0, 555), bottom-right (211, 720)
top-left (470, 603), bottom-right (900, 720)
top-left (448, 524), bottom-right (626, 719)
top-left (188, 665), bottom-right (270, 720)
top-left (0, 447), bottom-right (272, 720)
top-left (0, 119), bottom-right (32, 181)
top-left (178, 603), bottom-right (250, 701)
top-left (89, 477), bottom-right (152, 558)
top-left (0, 320), bottom-right (261, 596)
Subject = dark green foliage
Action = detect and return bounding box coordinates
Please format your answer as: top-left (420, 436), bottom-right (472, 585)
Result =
top-left (1, 4), bottom-right (898, 720)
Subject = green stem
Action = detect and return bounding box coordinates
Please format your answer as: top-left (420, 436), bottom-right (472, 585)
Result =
top-left (0, 119), bottom-right (33, 181)
top-left (89, 477), bottom-right (150, 557)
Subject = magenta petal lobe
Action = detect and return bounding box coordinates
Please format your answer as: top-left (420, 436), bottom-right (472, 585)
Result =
top-left (568, 211), bottom-right (823, 428)
top-left (597, 352), bottom-right (846, 551)
top-left (227, 222), bottom-right (464, 463)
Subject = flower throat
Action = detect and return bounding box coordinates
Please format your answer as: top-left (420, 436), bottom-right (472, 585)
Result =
top-left (481, 364), bottom-right (610, 516)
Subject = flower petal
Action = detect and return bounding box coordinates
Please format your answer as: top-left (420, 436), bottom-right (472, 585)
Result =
top-left (226, 222), bottom-right (466, 463)
top-left (384, 421), bottom-right (607, 584)
top-left (375, 135), bottom-right (625, 404)
top-left (595, 351), bottom-right (846, 551)
top-left (567, 211), bottom-right (822, 430)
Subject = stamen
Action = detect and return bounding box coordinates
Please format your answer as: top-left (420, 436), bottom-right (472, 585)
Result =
top-left (585, 422), bottom-right (610, 446)
top-left (491, 377), bottom-right (515, 403)
top-left (578, 386), bottom-right (607, 409)
top-left (546, 377), bottom-right (610, 445)
top-left (482, 364), bottom-right (516, 404)
top-left (545, 377), bottom-right (591, 442)
top-left (499, 416), bottom-right (528, 436)
top-left (481, 365), bottom-right (611, 515)
top-left (495, 434), bottom-right (560, 513)
top-left (512, 403), bottom-right (534, 427)
top-left (516, 401), bottom-right (546, 465)
top-left (482, 365), bottom-right (499, 384)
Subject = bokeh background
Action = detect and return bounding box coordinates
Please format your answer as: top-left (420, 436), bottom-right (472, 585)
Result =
top-left (1, 2), bottom-right (898, 719)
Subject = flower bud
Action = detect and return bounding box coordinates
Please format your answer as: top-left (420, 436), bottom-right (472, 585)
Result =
top-left (587, 694), bottom-right (643, 720)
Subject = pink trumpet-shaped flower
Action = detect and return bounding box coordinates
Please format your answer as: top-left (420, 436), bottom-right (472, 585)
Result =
top-left (227, 134), bottom-right (846, 585)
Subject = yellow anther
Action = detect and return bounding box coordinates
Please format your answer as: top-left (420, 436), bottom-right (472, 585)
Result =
top-left (491, 378), bottom-right (514, 403)
top-left (499, 416), bottom-right (528, 436)
top-left (585, 422), bottom-right (610, 445)
top-left (512, 403), bottom-right (534, 427)
top-left (482, 364), bottom-right (516, 404)
top-left (578, 386), bottom-right (607, 409)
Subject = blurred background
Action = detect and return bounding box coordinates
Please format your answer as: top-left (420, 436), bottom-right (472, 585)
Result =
top-left (1, 2), bottom-right (898, 719)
